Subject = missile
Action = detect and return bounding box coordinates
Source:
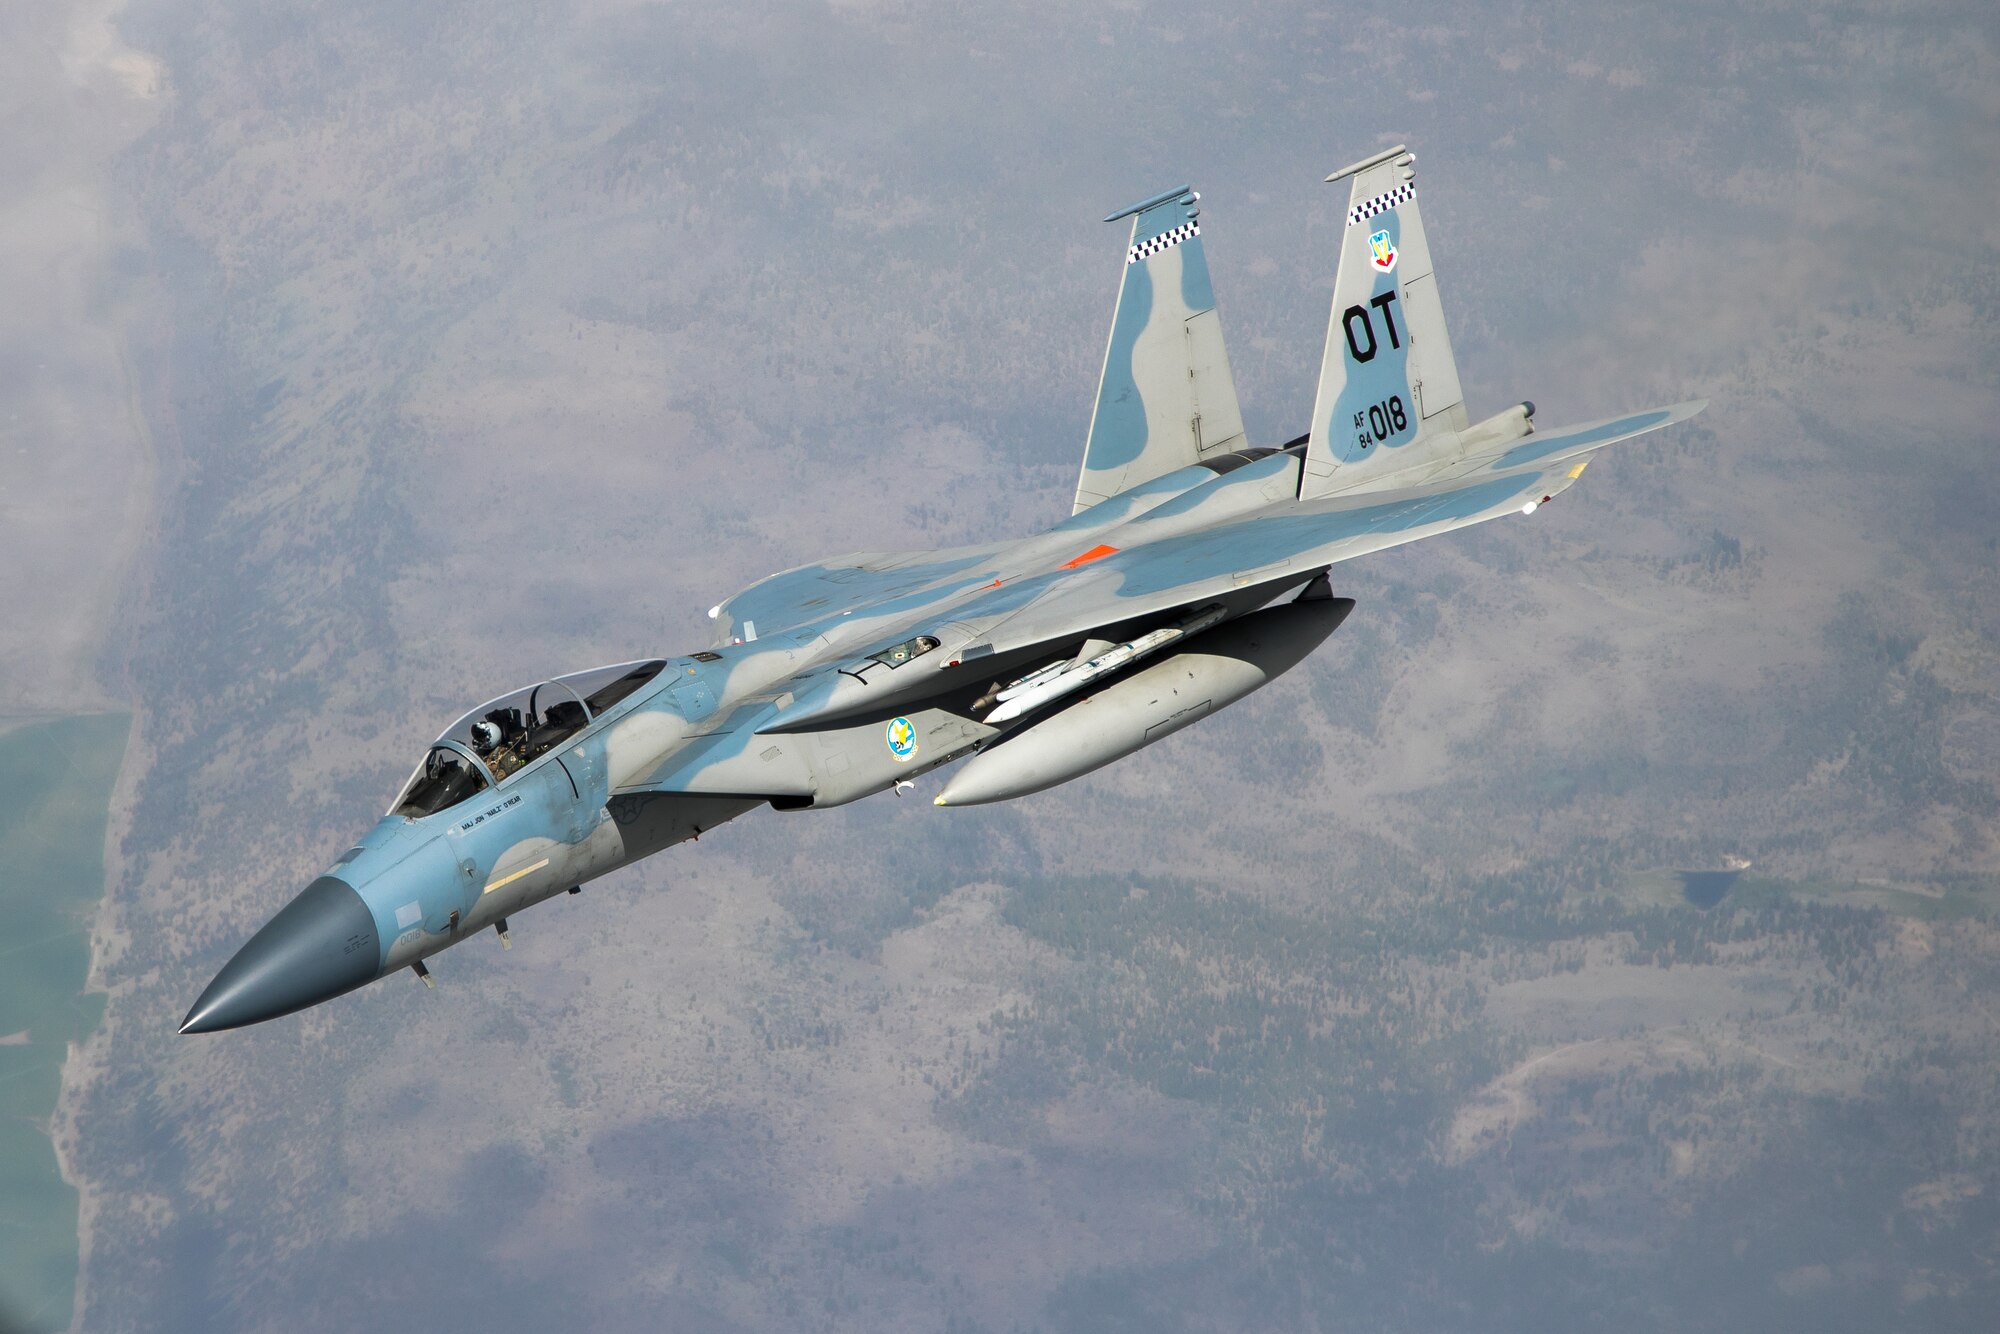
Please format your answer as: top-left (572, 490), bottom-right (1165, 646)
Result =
top-left (984, 604), bottom-right (1228, 725)
top-left (935, 591), bottom-right (1354, 806)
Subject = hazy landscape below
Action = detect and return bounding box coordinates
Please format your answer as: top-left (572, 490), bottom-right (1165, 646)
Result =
top-left (0, 716), bottom-right (126, 1334)
top-left (3, 0), bottom-right (1996, 1330)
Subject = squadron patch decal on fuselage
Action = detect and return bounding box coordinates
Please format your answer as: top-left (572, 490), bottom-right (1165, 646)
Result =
top-left (885, 716), bottom-right (918, 762)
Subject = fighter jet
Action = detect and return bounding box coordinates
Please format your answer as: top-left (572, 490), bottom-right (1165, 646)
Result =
top-left (183, 145), bottom-right (1702, 1033)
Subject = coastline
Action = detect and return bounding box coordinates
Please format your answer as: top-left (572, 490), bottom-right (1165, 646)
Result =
top-left (49, 702), bottom-right (151, 1334)
top-left (15, 2), bottom-right (171, 1327)
top-left (44, 223), bottom-right (164, 1334)
top-left (0, 716), bottom-right (130, 1333)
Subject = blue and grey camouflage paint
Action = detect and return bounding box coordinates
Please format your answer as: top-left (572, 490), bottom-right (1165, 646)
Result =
top-left (182, 147), bottom-right (1703, 1034)
top-left (1073, 186), bottom-right (1246, 513)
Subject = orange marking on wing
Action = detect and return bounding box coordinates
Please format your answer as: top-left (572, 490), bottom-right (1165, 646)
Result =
top-left (1060, 544), bottom-right (1120, 570)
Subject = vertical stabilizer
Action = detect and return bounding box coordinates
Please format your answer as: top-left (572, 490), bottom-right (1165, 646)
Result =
top-left (1299, 146), bottom-right (1468, 498)
top-left (1074, 186), bottom-right (1247, 514)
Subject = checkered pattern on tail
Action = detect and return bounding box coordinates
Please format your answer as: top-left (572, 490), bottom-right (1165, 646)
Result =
top-left (1346, 181), bottom-right (1416, 227)
top-left (1127, 219), bottom-right (1200, 265)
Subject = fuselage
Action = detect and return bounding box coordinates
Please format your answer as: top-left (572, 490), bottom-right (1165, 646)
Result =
top-left (183, 433), bottom-right (1581, 1033)
top-left (179, 450), bottom-right (1324, 1032)
top-left (181, 146), bottom-right (1699, 1035)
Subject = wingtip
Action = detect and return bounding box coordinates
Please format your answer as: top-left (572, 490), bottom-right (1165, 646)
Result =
top-left (1658, 397), bottom-right (1709, 427)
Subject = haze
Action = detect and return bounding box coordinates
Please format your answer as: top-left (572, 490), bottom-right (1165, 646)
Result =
top-left (2, 0), bottom-right (1996, 1330)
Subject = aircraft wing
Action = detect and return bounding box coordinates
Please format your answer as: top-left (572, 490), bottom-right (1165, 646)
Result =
top-left (1444, 401), bottom-right (1705, 481)
top-left (777, 408), bottom-right (1684, 685)
top-left (718, 397), bottom-right (1702, 743)
top-left (709, 540), bottom-right (1009, 646)
top-left (940, 467), bottom-right (1534, 659)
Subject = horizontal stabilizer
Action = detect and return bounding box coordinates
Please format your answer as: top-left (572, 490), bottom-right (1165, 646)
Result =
top-left (1461, 400), bottom-right (1707, 478)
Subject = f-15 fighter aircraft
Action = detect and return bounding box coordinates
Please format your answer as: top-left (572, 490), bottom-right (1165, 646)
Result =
top-left (183, 145), bottom-right (1702, 1033)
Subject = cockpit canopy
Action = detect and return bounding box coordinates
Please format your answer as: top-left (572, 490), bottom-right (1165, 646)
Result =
top-left (392, 659), bottom-right (668, 817)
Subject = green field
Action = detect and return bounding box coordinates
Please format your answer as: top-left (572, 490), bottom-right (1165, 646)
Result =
top-left (1621, 867), bottom-right (1999, 920)
top-left (0, 715), bottom-right (128, 1334)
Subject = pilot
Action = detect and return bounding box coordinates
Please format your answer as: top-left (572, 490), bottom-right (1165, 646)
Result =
top-left (469, 719), bottom-right (521, 781)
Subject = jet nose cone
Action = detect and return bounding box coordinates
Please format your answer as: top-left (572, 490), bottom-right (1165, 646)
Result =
top-left (181, 876), bottom-right (380, 1034)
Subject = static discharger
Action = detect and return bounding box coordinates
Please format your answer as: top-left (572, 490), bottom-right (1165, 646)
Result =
top-left (984, 605), bottom-right (1227, 725)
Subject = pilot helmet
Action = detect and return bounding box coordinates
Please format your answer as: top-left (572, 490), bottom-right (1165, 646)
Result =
top-left (469, 719), bottom-right (505, 752)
